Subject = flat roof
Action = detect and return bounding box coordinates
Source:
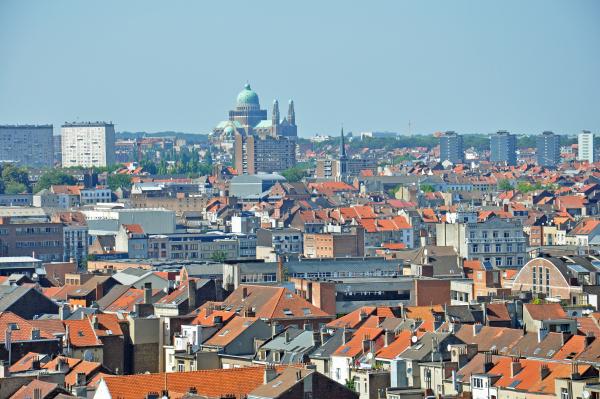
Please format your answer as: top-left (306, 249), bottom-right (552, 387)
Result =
top-left (0, 256), bottom-right (41, 263)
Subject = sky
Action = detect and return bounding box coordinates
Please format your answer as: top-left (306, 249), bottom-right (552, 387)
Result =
top-left (1, 1), bottom-right (599, 137)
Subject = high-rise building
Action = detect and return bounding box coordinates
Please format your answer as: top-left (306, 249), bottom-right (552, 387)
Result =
top-left (536, 131), bottom-right (561, 167)
top-left (439, 131), bottom-right (464, 164)
top-left (578, 130), bottom-right (594, 163)
top-left (214, 84), bottom-right (297, 174)
top-left (61, 122), bottom-right (116, 168)
top-left (490, 130), bottom-right (517, 166)
top-left (0, 125), bottom-right (54, 167)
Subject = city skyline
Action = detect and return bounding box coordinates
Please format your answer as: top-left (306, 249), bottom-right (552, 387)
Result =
top-left (1, 1), bottom-right (599, 137)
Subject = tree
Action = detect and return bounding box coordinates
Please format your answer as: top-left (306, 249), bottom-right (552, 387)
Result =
top-left (211, 250), bottom-right (227, 263)
top-left (107, 174), bottom-right (132, 190)
top-left (4, 182), bottom-right (28, 194)
top-left (281, 166), bottom-right (307, 182)
top-left (498, 179), bottom-right (513, 191)
top-left (34, 170), bottom-right (77, 193)
top-left (345, 379), bottom-right (356, 391)
top-left (420, 184), bottom-right (435, 193)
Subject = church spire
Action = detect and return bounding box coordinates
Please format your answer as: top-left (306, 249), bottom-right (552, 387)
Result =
top-left (340, 125), bottom-right (347, 160)
top-left (288, 100), bottom-right (295, 126)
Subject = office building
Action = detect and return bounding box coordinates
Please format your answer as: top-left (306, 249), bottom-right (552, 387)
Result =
top-left (439, 131), bottom-right (464, 164)
top-left (0, 125), bottom-right (54, 167)
top-left (490, 130), bottom-right (517, 166)
top-left (578, 130), bottom-right (594, 163)
top-left (61, 122), bottom-right (116, 167)
top-left (536, 131), bottom-right (561, 167)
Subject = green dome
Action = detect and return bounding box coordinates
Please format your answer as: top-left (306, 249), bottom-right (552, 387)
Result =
top-left (236, 83), bottom-right (259, 106)
top-left (223, 125), bottom-right (235, 135)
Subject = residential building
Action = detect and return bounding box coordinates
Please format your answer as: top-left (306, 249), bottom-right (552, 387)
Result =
top-left (0, 216), bottom-right (64, 262)
top-left (303, 231), bottom-right (365, 258)
top-left (578, 129), bottom-right (594, 163)
top-left (0, 124), bottom-right (54, 167)
top-left (256, 227), bottom-right (302, 257)
top-left (490, 130), bottom-right (517, 166)
top-left (229, 173), bottom-right (287, 199)
top-left (51, 211), bottom-right (88, 265)
top-left (536, 130), bottom-right (561, 167)
top-left (61, 121), bottom-right (116, 168)
top-left (439, 131), bottom-right (464, 164)
top-left (436, 216), bottom-right (527, 268)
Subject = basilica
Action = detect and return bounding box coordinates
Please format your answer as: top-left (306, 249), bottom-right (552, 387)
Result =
top-left (212, 84), bottom-right (297, 174)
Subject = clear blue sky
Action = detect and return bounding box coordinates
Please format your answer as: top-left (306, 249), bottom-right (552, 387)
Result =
top-left (1, 1), bottom-right (599, 137)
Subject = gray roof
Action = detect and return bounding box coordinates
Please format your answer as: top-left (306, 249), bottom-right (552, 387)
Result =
top-left (257, 327), bottom-right (317, 364)
top-left (231, 173), bottom-right (286, 184)
top-left (310, 330), bottom-right (344, 360)
top-left (398, 332), bottom-right (462, 361)
top-left (0, 285), bottom-right (30, 311)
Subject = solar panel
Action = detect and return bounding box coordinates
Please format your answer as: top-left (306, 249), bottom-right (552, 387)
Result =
top-left (341, 346), bottom-right (350, 354)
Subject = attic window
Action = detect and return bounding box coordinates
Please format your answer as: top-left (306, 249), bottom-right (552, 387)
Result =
top-left (219, 330), bottom-right (230, 337)
top-left (8, 323), bottom-right (19, 330)
top-left (272, 381), bottom-right (283, 388)
top-left (302, 308), bottom-right (311, 316)
top-left (78, 331), bottom-right (84, 337)
top-left (283, 309), bottom-right (293, 316)
top-left (286, 293), bottom-right (293, 298)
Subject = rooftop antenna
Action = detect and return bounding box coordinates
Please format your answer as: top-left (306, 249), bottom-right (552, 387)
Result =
top-left (408, 120), bottom-right (412, 136)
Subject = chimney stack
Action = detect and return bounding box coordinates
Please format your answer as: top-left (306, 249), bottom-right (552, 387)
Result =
top-left (537, 327), bottom-right (548, 343)
top-left (483, 351), bottom-right (493, 373)
top-left (187, 279), bottom-right (197, 311)
top-left (510, 357), bottom-right (521, 377)
top-left (242, 286), bottom-right (248, 300)
top-left (540, 364), bottom-right (550, 380)
top-left (264, 364), bottom-right (277, 384)
top-left (473, 323), bottom-right (482, 336)
top-left (384, 330), bottom-right (394, 347)
top-left (144, 282), bottom-right (152, 304)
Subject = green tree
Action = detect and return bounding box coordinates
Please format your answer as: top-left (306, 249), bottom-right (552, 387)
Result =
top-left (107, 174), bottom-right (132, 190)
top-left (345, 379), bottom-right (356, 391)
top-left (4, 182), bottom-right (28, 194)
top-left (211, 250), bottom-right (227, 263)
top-left (281, 166), bottom-right (307, 182)
top-left (421, 184), bottom-right (435, 193)
top-left (498, 179), bottom-right (513, 191)
top-left (34, 170), bottom-right (77, 193)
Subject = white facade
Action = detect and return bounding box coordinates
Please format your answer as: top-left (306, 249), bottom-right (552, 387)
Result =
top-left (578, 130), bottom-right (594, 163)
top-left (61, 122), bottom-right (115, 167)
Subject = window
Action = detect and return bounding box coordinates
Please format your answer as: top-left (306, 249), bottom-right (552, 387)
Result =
top-left (504, 231), bottom-right (510, 238)
top-left (470, 231), bottom-right (476, 239)
top-left (473, 244), bottom-right (479, 253)
top-left (517, 257), bottom-right (524, 266)
top-left (493, 231), bottom-right (499, 238)
top-left (507, 243), bottom-right (513, 252)
top-left (495, 258), bottom-right (502, 267)
top-left (561, 388), bottom-right (570, 399)
top-left (506, 257), bottom-right (513, 266)
top-left (177, 361), bottom-right (184, 372)
top-left (496, 244), bottom-right (502, 252)
top-left (484, 244), bottom-right (490, 252)
top-left (482, 231), bottom-right (488, 239)
top-left (473, 377), bottom-right (484, 388)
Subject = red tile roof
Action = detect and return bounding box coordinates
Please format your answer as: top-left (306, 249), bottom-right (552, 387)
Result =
top-left (524, 303), bottom-right (567, 320)
top-left (0, 312), bottom-right (55, 343)
top-left (101, 366), bottom-right (290, 399)
top-left (64, 318), bottom-right (103, 348)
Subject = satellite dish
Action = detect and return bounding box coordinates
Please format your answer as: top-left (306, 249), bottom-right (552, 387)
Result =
top-left (583, 391), bottom-right (590, 399)
top-left (411, 335), bottom-right (418, 344)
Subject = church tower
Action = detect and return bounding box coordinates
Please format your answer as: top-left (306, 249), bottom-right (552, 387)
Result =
top-left (288, 100), bottom-right (296, 126)
top-left (339, 126), bottom-right (348, 177)
top-left (271, 99), bottom-right (280, 136)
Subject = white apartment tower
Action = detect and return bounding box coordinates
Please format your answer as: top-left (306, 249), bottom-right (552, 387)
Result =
top-left (61, 122), bottom-right (116, 168)
top-left (578, 130), bottom-right (594, 163)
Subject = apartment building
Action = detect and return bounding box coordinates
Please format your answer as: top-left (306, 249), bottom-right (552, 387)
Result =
top-left (61, 122), bottom-right (116, 167)
top-left (0, 216), bottom-right (64, 262)
top-left (0, 124), bottom-right (54, 167)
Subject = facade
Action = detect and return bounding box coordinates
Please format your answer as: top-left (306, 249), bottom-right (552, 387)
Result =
top-left (214, 84), bottom-right (297, 174)
top-left (0, 125), bottom-right (54, 167)
top-left (0, 216), bottom-right (64, 262)
top-left (229, 173), bottom-right (286, 199)
top-left (256, 228), bottom-right (302, 256)
top-left (147, 232), bottom-right (256, 260)
top-left (315, 158), bottom-right (377, 179)
top-left (61, 122), bottom-right (116, 167)
top-left (436, 217), bottom-right (527, 268)
top-left (536, 130), bottom-right (561, 167)
top-left (577, 129), bottom-right (594, 163)
top-left (489, 130), bottom-right (517, 166)
top-left (439, 131), bottom-right (464, 164)
top-left (303, 232), bottom-right (365, 258)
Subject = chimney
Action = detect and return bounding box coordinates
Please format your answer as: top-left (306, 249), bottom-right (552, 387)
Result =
top-left (0, 361), bottom-right (10, 378)
top-left (31, 328), bottom-right (41, 340)
top-left (296, 370), bottom-right (302, 381)
top-left (537, 327), bottom-right (548, 343)
top-left (313, 330), bottom-right (322, 347)
top-left (277, 256), bottom-right (284, 282)
top-left (271, 322), bottom-right (280, 338)
top-left (571, 361), bottom-right (581, 380)
top-left (206, 303), bottom-right (213, 317)
top-left (358, 310), bottom-right (367, 322)
top-left (213, 315), bottom-right (223, 326)
top-left (284, 329), bottom-right (290, 343)
top-left (56, 357), bottom-right (69, 373)
top-left (362, 334), bottom-right (372, 354)
top-left (473, 323), bottom-right (482, 336)
top-left (540, 364), bottom-right (550, 380)
top-left (384, 330), bottom-right (394, 347)
top-left (585, 332), bottom-right (595, 348)
top-left (33, 388), bottom-right (42, 399)
top-left (483, 351), bottom-right (493, 373)
top-left (188, 387), bottom-right (198, 394)
top-left (342, 328), bottom-right (351, 344)
top-left (242, 286), bottom-right (248, 300)
top-left (510, 357), bottom-right (521, 377)
top-left (75, 372), bottom-right (86, 386)
top-left (144, 282), bottom-right (152, 304)
top-left (264, 364), bottom-right (277, 384)
top-left (91, 315), bottom-right (98, 330)
top-left (187, 279), bottom-right (197, 311)
top-left (59, 304), bottom-right (71, 321)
